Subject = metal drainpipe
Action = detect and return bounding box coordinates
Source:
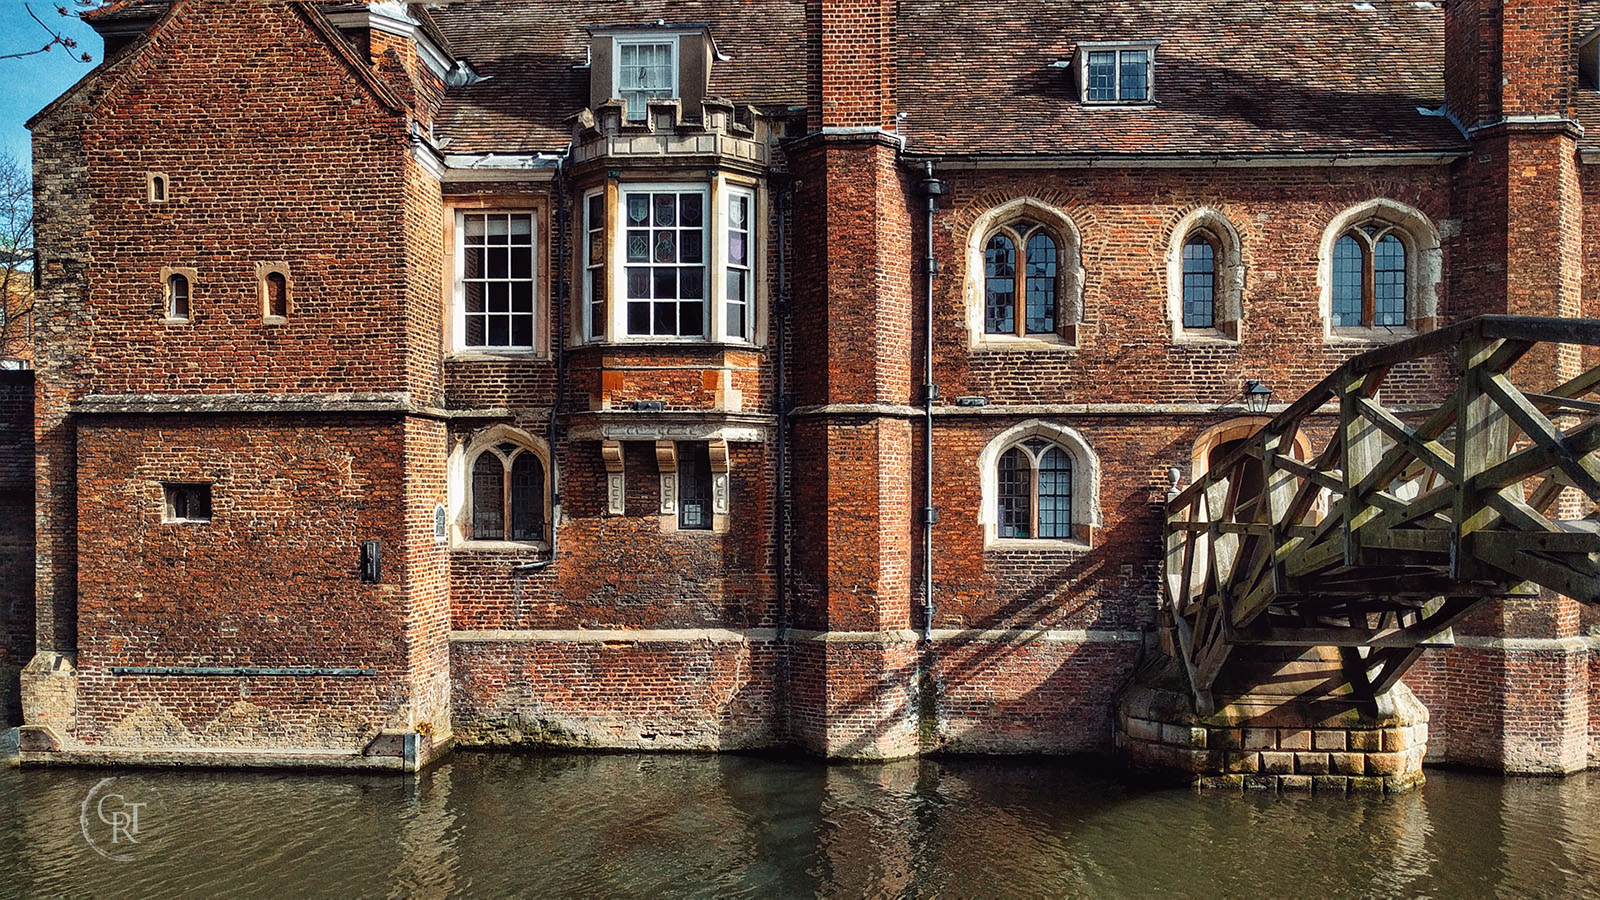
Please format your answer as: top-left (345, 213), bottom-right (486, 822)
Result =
top-left (919, 163), bottom-right (949, 641)
top-left (774, 175), bottom-right (793, 638)
top-left (513, 145), bottom-right (574, 594)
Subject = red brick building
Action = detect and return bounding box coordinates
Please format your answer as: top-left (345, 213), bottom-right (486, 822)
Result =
top-left (9, 0), bottom-right (1598, 771)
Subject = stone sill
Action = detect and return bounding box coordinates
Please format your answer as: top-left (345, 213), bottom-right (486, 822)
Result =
top-left (453, 540), bottom-right (551, 554)
top-left (447, 350), bottom-right (550, 363)
top-left (1326, 327), bottom-right (1418, 346)
top-left (971, 337), bottom-right (1078, 353)
top-left (985, 538), bottom-right (1090, 553)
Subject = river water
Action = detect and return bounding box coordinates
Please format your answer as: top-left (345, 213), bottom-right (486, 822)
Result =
top-left (1, 751), bottom-right (1596, 899)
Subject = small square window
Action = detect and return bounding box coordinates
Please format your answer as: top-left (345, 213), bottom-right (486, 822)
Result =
top-left (163, 482), bottom-right (212, 523)
top-left (1079, 44), bottom-right (1157, 105)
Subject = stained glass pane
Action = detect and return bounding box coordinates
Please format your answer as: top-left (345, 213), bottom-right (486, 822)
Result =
top-left (985, 234), bottom-right (1016, 334)
top-left (653, 194), bottom-right (676, 227)
top-left (1332, 235), bottom-right (1365, 327)
top-left (1182, 237), bottom-right (1216, 329)
top-left (627, 194), bottom-right (649, 225)
top-left (1373, 234), bottom-right (1406, 327)
top-left (998, 448), bottom-right (1031, 539)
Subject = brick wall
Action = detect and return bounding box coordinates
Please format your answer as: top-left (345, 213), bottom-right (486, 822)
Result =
top-left (70, 414), bottom-right (431, 749)
top-left (0, 371), bottom-right (33, 724)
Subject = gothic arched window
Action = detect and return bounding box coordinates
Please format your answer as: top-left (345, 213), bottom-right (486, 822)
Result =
top-left (1332, 222), bottom-right (1408, 328)
top-left (996, 438), bottom-right (1075, 540)
top-left (984, 223), bottom-right (1060, 337)
top-left (470, 442), bottom-right (547, 542)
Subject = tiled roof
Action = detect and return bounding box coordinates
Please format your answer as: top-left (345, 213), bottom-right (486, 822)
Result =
top-left (88, 1), bottom-right (1482, 158)
top-left (431, 0), bottom-right (1466, 158)
top-left (430, 0), bottom-right (808, 155)
top-left (894, 0), bottom-right (1465, 157)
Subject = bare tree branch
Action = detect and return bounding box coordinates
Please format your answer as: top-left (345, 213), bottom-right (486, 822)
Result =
top-left (0, 2), bottom-right (105, 64)
top-left (0, 153), bottom-right (36, 368)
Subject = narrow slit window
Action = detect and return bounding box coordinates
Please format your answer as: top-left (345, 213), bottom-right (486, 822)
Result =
top-left (149, 174), bottom-right (168, 203)
top-left (166, 273), bottom-right (190, 321)
top-left (264, 271), bottom-right (288, 319)
top-left (725, 192), bottom-right (752, 341)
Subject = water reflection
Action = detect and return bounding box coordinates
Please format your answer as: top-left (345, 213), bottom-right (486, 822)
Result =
top-left (0, 753), bottom-right (1595, 899)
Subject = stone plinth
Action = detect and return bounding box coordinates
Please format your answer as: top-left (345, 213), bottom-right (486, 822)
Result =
top-left (1116, 657), bottom-right (1429, 793)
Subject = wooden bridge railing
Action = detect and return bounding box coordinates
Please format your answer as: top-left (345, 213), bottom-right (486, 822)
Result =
top-left (1166, 316), bottom-right (1600, 715)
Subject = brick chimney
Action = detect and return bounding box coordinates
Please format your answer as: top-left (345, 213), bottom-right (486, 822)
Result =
top-left (1444, 0), bottom-right (1576, 127)
top-left (808, 0), bottom-right (898, 132)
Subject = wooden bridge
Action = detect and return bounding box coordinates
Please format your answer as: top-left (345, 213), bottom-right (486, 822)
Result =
top-left (1165, 316), bottom-right (1600, 716)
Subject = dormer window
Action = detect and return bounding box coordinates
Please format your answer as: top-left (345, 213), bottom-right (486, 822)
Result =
top-left (1581, 27), bottom-right (1600, 90)
top-left (588, 26), bottom-right (714, 122)
top-left (1078, 43), bottom-right (1157, 105)
top-left (617, 38), bottom-right (677, 121)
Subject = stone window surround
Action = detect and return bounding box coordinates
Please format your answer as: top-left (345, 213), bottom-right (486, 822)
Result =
top-left (256, 261), bottom-right (291, 324)
top-left (448, 424), bottom-right (552, 551)
top-left (159, 265), bottom-right (197, 324)
top-left (146, 171), bottom-right (169, 204)
top-left (160, 481), bottom-right (212, 524)
top-left (444, 198), bottom-right (550, 360)
top-left (1166, 208), bottom-right (1245, 343)
top-left (964, 198), bottom-right (1085, 351)
top-left (653, 438), bottom-right (730, 534)
top-left (1317, 198), bottom-right (1441, 343)
top-left (978, 420), bottom-right (1101, 550)
top-left (580, 175), bottom-right (764, 348)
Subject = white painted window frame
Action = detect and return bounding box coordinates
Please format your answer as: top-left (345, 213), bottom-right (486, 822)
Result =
top-left (614, 34), bottom-right (680, 122)
top-left (453, 208), bottom-right (540, 355)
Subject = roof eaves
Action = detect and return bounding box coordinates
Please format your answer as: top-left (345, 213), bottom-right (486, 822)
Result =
top-left (27, 0), bottom-right (183, 130)
top-left (291, 1), bottom-right (410, 116)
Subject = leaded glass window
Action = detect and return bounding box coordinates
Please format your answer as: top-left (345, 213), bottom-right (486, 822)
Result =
top-left (1182, 234), bottom-right (1217, 329)
top-left (461, 212), bottom-right (536, 348)
top-left (1082, 47), bottom-right (1154, 104)
top-left (470, 443), bottom-right (546, 543)
top-left (996, 438), bottom-right (1075, 541)
top-left (678, 442), bottom-right (713, 530)
top-left (984, 223), bottom-right (1060, 337)
top-left (618, 41), bottom-right (675, 121)
top-left (623, 188), bottom-right (707, 338)
top-left (726, 191), bottom-right (752, 340)
top-left (998, 447), bottom-right (1031, 538)
top-left (1331, 222), bottom-right (1409, 329)
top-left (984, 234), bottom-right (1017, 334)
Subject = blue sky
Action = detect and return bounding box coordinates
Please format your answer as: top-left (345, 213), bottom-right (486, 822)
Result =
top-left (0, 2), bottom-right (105, 168)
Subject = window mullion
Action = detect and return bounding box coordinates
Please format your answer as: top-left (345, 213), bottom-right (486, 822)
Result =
top-left (1363, 244), bottom-right (1376, 328)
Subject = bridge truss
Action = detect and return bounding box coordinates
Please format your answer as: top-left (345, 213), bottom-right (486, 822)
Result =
top-left (1166, 316), bottom-right (1600, 715)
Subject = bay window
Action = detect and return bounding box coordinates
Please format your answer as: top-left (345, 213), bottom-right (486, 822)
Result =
top-left (582, 181), bottom-right (759, 343)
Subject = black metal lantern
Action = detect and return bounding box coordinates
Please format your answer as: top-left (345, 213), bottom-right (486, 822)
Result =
top-left (1244, 380), bottom-right (1272, 415)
